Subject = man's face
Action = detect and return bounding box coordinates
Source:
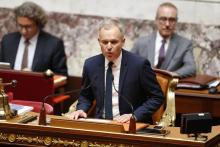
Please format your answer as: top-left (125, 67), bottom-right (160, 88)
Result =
top-left (16, 17), bottom-right (39, 40)
top-left (156, 6), bottom-right (177, 38)
top-left (98, 26), bottom-right (125, 61)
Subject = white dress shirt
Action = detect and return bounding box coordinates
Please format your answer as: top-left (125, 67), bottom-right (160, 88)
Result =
top-left (104, 52), bottom-right (122, 118)
top-left (14, 32), bottom-right (39, 70)
top-left (154, 31), bottom-right (170, 66)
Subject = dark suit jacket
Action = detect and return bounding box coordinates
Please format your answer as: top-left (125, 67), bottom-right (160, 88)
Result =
top-left (132, 32), bottom-right (196, 78)
top-left (0, 30), bottom-right (67, 75)
top-left (77, 49), bottom-right (164, 123)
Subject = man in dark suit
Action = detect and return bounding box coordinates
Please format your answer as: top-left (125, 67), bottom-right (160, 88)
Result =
top-left (0, 2), bottom-right (67, 75)
top-left (68, 20), bottom-right (163, 123)
top-left (132, 2), bottom-right (196, 78)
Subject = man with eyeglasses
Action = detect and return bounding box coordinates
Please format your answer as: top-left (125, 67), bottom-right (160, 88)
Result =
top-left (0, 2), bottom-right (67, 75)
top-left (132, 2), bottom-right (196, 78)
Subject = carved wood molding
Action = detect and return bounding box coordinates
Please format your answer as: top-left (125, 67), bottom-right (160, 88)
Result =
top-left (0, 132), bottom-right (131, 147)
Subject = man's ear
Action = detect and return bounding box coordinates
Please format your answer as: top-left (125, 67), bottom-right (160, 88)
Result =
top-left (122, 38), bottom-right (125, 44)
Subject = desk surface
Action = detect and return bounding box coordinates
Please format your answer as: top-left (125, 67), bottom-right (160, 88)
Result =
top-left (0, 113), bottom-right (220, 147)
top-left (175, 86), bottom-right (220, 117)
top-left (53, 75), bottom-right (67, 89)
top-left (176, 86), bottom-right (220, 99)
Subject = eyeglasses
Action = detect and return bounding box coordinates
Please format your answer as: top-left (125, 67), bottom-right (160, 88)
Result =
top-left (158, 17), bottom-right (177, 24)
top-left (16, 23), bottom-right (35, 31)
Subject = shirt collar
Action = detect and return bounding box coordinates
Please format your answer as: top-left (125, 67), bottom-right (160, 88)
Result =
top-left (156, 31), bottom-right (171, 43)
top-left (21, 31), bottom-right (39, 44)
top-left (156, 31), bottom-right (171, 47)
top-left (105, 51), bottom-right (122, 69)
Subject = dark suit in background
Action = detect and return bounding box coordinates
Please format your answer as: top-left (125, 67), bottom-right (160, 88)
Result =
top-left (0, 1), bottom-right (67, 75)
top-left (132, 32), bottom-right (196, 78)
top-left (77, 49), bottom-right (164, 123)
top-left (0, 30), bottom-right (67, 75)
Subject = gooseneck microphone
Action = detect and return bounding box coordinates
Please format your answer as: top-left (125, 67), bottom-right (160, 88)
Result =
top-left (38, 76), bottom-right (97, 125)
top-left (2, 80), bottom-right (17, 87)
top-left (112, 76), bottom-right (136, 133)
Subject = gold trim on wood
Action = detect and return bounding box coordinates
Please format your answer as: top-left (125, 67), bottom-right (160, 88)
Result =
top-left (44, 136), bottom-right (52, 146)
top-left (8, 134), bottom-right (16, 142)
top-left (0, 132), bottom-right (131, 146)
top-left (0, 133), bottom-right (7, 141)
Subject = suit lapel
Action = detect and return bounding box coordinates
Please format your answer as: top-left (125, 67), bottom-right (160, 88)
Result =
top-left (96, 55), bottom-right (105, 106)
top-left (161, 34), bottom-right (177, 69)
top-left (148, 32), bottom-right (157, 65)
top-left (11, 34), bottom-right (21, 68)
top-left (31, 31), bottom-right (43, 70)
top-left (119, 50), bottom-right (128, 93)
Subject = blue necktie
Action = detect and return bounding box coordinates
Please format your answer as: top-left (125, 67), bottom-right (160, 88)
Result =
top-left (105, 62), bottom-right (113, 119)
top-left (157, 39), bottom-right (166, 68)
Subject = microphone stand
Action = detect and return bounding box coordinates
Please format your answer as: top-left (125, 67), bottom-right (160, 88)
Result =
top-left (39, 90), bottom-right (79, 125)
top-left (39, 76), bottom-right (97, 125)
top-left (39, 102), bottom-right (46, 125)
top-left (112, 77), bottom-right (136, 133)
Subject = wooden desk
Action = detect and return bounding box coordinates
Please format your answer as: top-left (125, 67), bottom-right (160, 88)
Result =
top-left (53, 75), bottom-right (67, 89)
top-left (0, 113), bottom-right (220, 147)
top-left (175, 86), bottom-right (220, 117)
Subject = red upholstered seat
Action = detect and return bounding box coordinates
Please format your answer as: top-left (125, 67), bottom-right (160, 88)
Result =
top-left (49, 95), bottom-right (70, 104)
top-left (11, 100), bottom-right (53, 114)
top-left (7, 92), bottom-right (53, 114)
top-left (0, 69), bottom-right (69, 114)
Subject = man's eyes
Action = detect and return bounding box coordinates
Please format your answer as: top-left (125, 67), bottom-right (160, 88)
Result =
top-left (101, 40), bottom-right (119, 45)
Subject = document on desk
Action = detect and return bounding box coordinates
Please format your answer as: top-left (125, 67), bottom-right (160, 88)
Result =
top-left (177, 75), bottom-right (217, 89)
top-left (9, 103), bottom-right (33, 115)
top-left (137, 127), bottom-right (170, 136)
top-left (78, 118), bottom-right (113, 124)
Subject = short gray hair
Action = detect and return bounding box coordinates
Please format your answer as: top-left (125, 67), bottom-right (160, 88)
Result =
top-left (99, 19), bottom-right (125, 37)
top-left (156, 2), bottom-right (178, 19)
top-left (14, 1), bottom-right (47, 28)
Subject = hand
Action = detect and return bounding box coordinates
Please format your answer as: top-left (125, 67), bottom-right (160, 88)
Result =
top-left (65, 110), bottom-right (87, 120)
top-left (114, 113), bottom-right (132, 123)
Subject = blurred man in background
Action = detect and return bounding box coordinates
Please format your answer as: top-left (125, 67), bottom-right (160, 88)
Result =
top-left (0, 1), bottom-right (67, 75)
top-left (132, 2), bottom-right (196, 78)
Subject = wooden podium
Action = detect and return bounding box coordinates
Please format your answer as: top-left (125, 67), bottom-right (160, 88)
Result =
top-left (50, 117), bottom-right (148, 133)
top-left (0, 112), bottom-right (219, 147)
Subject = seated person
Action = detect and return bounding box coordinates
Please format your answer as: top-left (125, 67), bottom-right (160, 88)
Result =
top-left (66, 20), bottom-right (164, 124)
top-left (0, 1), bottom-right (67, 75)
top-left (132, 2), bottom-right (196, 78)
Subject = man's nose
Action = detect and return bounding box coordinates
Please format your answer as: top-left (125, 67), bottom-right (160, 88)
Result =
top-left (165, 20), bottom-right (171, 26)
top-left (107, 42), bottom-right (112, 50)
top-left (20, 27), bottom-right (28, 34)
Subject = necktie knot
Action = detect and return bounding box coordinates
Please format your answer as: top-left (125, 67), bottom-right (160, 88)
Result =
top-left (162, 39), bottom-right (166, 44)
top-left (108, 62), bottom-right (113, 68)
top-left (25, 39), bottom-right (30, 45)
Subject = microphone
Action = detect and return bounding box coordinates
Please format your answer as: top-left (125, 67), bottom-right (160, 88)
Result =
top-left (208, 80), bottom-right (220, 94)
top-left (2, 80), bottom-right (17, 87)
top-left (112, 76), bottom-right (136, 133)
top-left (38, 76), bottom-right (96, 125)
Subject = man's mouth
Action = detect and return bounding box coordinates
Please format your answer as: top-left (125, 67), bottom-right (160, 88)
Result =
top-left (106, 52), bottom-right (113, 58)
